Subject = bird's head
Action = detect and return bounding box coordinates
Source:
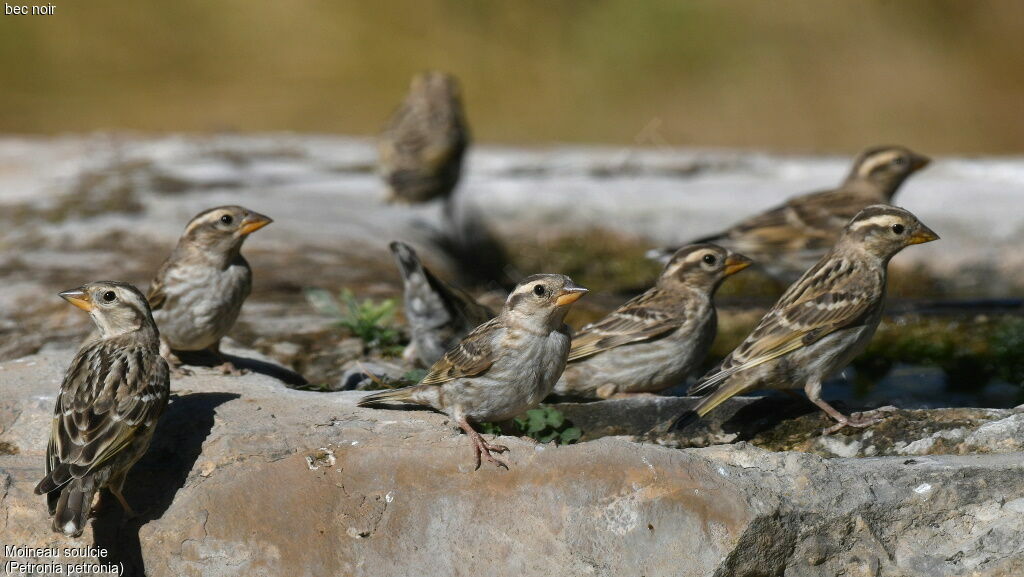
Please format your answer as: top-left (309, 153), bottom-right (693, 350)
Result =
top-left (59, 281), bottom-right (156, 339)
top-left (180, 205), bottom-right (272, 256)
top-left (504, 274), bottom-right (587, 330)
top-left (410, 70), bottom-right (462, 103)
top-left (841, 204), bottom-right (939, 260)
top-left (660, 243), bottom-right (752, 292)
top-left (847, 145), bottom-right (930, 198)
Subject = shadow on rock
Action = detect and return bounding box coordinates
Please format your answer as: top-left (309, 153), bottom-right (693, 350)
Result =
top-left (718, 396), bottom-right (821, 439)
top-left (91, 392), bottom-right (240, 577)
top-left (223, 353), bottom-right (308, 387)
top-left (176, 349), bottom-right (308, 387)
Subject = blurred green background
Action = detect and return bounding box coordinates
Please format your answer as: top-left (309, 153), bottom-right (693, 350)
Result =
top-left (1, 0), bottom-right (1023, 152)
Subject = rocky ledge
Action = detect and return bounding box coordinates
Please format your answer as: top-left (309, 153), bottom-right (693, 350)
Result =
top-left (1, 349), bottom-right (1022, 577)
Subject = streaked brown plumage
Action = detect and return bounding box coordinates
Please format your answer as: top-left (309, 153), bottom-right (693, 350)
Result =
top-left (390, 241), bottom-right (494, 367)
top-left (359, 274), bottom-right (587, 469)
top-left (555, 244), bottom-right (751, 399)
top-left (379, 71), bottom-right (469, 204)
top-left (648, 146), bottom-right (930, 281)
top-left (148, 205), bottom-right (272, 374)
top-left (675, 205), bottom-right (939, 434)
top-left (35, 282), bottom-right (170, 537)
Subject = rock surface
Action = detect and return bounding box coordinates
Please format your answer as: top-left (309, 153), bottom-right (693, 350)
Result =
top-left (2, 349), bottom-right (1023, 577)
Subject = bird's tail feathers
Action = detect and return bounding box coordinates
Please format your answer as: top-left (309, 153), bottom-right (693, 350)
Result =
top-left (358, 385), bottom-right (441, 409)
top-left (51, 477), bottom-right (96, 538)
top-left (34, 463), bottom-right (72, 496)
top-left (692, 380), bottom-right (749, 419)
top-left (389, 241), bottom-right (427, 282)
top-left (670, 373), bottom-right (752, 431)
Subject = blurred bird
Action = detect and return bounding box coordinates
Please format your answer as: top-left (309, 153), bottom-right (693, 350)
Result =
top-left (379, 71), bottom-right (469, 205)
top-left (35, 282), bottom-right (170, 537)
top-left (647, 146), bottom-right (930, 281)
top-left (555, 244), bottom-right (750, 399)
top-left (359, 274), bottom-right (587, 469)
top-left (674, 205), bottom-right (938, 434)
top-left (390, 241), bottom-right (495, 367)
top-left (148, 205), bottom-right (272, 374)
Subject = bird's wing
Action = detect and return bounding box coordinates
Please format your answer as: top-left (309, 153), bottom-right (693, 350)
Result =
top-left (419, 317), bottom-right (501, 385)
top-left (689, 254), bottom-right (881, 395)
top-left (568, 290), bottom-right (684, 362)
top-left (146, 259), bottom-right (173, 311)
top-left (719, 189), bottom-right (845, 251)
top-left (380, 99), bottom-right (462, 171)
top-left (39, 341), bottom-right (170, 492)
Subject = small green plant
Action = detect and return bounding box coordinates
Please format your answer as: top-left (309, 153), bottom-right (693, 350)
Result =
top-left (305, 288), bottom-right (404, 354)
top-left (480, 405), bottom-right (582, 445)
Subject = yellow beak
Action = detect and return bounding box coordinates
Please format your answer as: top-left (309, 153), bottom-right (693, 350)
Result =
top-left (908, 224), bottom-right (940, 245)
top-left (238, 212), bottom-right (273, 236)
top-left (555, 286), bottom-right (588, 307)
top-left (723, 254), bottom-right (753, 276)
top-left (59, 288), bottom-right (93, 312)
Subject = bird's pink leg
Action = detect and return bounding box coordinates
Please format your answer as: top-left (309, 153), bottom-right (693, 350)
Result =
top-left (210, 341), bottom-right (247, 376)
top-left (456, 416), bottom-right (508, 470)
top-left (805, 379), bottom-right (884, 434)
top-left (160, 338), bottom-right (193, 377)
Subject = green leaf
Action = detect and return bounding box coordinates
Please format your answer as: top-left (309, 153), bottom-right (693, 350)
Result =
top-left (525, 409), bottom-right (548, 433)
top-left (559, 427), bottom-right (582, 444)
top-left (478, 422), bottom-right (502, 435)
top-left (545, 408), bottom-right (565, 428)
top-left (538, 431), bottom-right (558, 443)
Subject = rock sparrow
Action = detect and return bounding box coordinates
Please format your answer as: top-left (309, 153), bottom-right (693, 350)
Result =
top-left (379, 71), bottom-right (469, 204)
top-left (359, 274), bottom-right (587, 469)
top-left (648, 146), bottom-right (930, 281)
top-left (148, 205), bottom-right (272, 374)
top-left (390, 241), bottom-right (494, 367)
top-left (675, 205), bottom-right (938, 434)
top-left (555, 244), bottom-right (751, 399)
top-left (35, 282), bottom-right (170, 537)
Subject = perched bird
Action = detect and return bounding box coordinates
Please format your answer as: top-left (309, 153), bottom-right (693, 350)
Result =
top-left (555, 244), bottom-right (751, 399)
top-left (675, 205), bottom-right (938, 434)
top-left (379, 71), bottom-right (469, 205)
top-left (148, 205), bottom-right (272, 374)
top-left (390, 241), bottom-right (494, 367)
top-left (35, 282), bottom-right (170, 537)
top-left (359, 274), bottom-right (587, 469)
top-left (647, 146), bottom-right (930, 281)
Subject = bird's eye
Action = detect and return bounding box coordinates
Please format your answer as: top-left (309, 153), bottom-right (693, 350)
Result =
top-left (533, 284), bottom-right (546, 297)
top-left (702, 254), bottom-right (717, 265)
top-left (102, 291), bottom-right (117, 303)
top-left (893, 157), bottom-right (906, 166)
top-left (220, 214), bottom-right (233, 225)
top-left (891, 223), bottom-right (905, 235)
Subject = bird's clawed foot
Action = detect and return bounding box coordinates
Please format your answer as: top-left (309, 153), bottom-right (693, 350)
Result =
top-left (821, 409), bottom-right (888, 435)
top-left (472, 436), bottom-right (509, 470)
top-left (458, 416), bottom-right (509, 470)
top-left (214, 361), bottom-right (248, 376)
top-left (169, 364), bottom-right (194, 377)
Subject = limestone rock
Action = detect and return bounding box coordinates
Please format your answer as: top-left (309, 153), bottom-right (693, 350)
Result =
top-left (1, 349), bottom-right (1023, 576)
